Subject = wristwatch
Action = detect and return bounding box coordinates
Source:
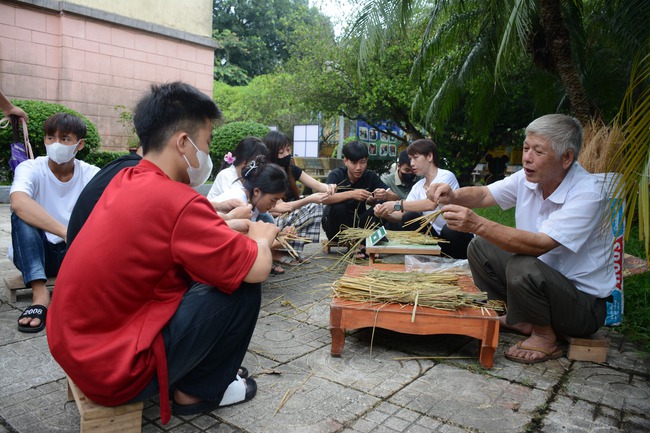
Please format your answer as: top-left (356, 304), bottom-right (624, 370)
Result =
top-left (393, 200), bottom-right (403, 211)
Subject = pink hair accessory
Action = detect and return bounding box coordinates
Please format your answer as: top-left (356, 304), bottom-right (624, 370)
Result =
top-left (223, 152), bottom-right (236, 164)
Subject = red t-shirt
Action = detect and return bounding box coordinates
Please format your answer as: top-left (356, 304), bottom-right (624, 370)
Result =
top-left (47, 160), bottom-right (258, 422)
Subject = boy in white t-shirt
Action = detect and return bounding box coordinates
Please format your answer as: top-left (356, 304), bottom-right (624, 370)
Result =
top-left (10, 112), bottom-right (99, 332)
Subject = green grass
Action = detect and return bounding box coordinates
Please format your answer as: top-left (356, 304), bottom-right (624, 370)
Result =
top-left (619, 272), bottom-right (650, 352)
top-left (474, 206), bottom-right (650, 352)
top-left (474, 206), bottom-right (516, 227)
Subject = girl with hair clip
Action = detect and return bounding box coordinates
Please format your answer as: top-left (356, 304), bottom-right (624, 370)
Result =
top-left (213, 155), bottom-right (295, 274)
top-left (263, 131), bottom-right (337, 264)
top-left (207, 136), bottom-right (272, 223)
top-left (207, 136), bottom-right (269, 198)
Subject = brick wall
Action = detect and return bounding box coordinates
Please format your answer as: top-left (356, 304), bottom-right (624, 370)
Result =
top-left (0, 1), bottom-right (216, 151)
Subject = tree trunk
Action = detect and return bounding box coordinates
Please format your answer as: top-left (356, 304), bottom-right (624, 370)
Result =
top-left (538, 0), bottom-right (594, 125)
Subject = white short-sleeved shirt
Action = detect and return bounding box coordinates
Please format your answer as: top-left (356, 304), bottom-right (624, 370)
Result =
top-left (10, 156), bottom-right (100, 244)
top-left (406, 168), bottom-right (459, 234)
top-left (213, 186), bottom-right (259, 221)
top-left (207, 166), bottom-right (241, 200)
top-left (487, 163), bottom-right (615, 298)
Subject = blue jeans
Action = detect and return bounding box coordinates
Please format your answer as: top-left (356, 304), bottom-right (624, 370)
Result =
top-left (11, 212), bottom-right (67, 286)
top-left (256, 212), bottom-right (274, 223)
top-left (131, 280), bottom-right (261, 402)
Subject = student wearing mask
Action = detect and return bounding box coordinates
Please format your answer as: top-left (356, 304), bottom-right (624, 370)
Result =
top-left (263, 131), bottom-right (336, 264)
top-left (381, 150), bottom-right (418, 200)
top-left (207, 136), bottom-right (272, 223)
top-left (10, 112), bottom-right (99, 332)
top-left (47, 82), bottom-right (279, 423)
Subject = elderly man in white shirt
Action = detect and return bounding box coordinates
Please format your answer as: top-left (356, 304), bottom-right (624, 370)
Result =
top-left (428, 114), bottom-right (615, 364)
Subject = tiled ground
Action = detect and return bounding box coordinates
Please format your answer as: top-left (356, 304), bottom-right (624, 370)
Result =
top-left (0, 203), bottom-right (648, 433)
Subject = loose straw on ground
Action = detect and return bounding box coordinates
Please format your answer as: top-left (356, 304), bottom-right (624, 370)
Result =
top-left (274, 371), bottom-right (315, 415)
top-left (392, 356), bottom-right (475, 360)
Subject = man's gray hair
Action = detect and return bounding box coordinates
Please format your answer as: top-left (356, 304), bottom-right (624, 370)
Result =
top-left (525, 114), bottom-right (582, 159)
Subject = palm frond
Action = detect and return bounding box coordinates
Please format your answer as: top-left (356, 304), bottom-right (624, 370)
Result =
top-left (495, 0), bottom-right (534, 80)
top-left (608, 43), bottom-right (650, 262)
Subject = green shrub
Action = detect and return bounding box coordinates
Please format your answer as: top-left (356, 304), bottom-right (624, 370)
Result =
top-left (0, 100), bottom-right (101, 183)
top-left (84, 151), bottom-right (130, 168)
top-left (211, 121), bottom-right (269, 164)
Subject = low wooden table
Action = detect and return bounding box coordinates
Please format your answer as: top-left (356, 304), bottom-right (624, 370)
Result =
top-left (364, 242), bottom-right (440, 264)
top-left (330, 264), bottom-right (500, 368)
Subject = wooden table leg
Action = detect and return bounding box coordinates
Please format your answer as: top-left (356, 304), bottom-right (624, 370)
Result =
top-left (368, 253), bottom-right (375, 265)
top-left (330, 304), bottom-right (345, 356)
top-left (478, 317), bottom-right (499, 368)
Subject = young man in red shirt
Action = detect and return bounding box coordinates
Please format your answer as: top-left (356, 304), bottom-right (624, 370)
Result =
top-left (47, 82), bottom-right (279, 423)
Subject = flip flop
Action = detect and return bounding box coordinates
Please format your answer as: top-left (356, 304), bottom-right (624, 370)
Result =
top-left (172, 377), bottom-right (257, 416)
top-left (17, 304), bottom-right (47, 333)
top-left (297, 256), bottom-right (311, 264)
top-left (278, 255), bottom-right (300, 266)
top-left (504, 341), bottom-right (563, 364)
top-left (354, 247), bottom-right (369, 260)
top-left (270, 263), bottom-right (285, 275)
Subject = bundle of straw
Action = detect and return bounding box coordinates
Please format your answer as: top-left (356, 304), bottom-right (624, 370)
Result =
top-left (326, 225), bottom-right (448, 269)
top-left (402, 210), bottom-right (444, 234)
top-left (336, 227), bottom-right (445, 246)
top-left (332, 269), bottom-right (486, 311)
top-left (578, 120), bottom-right (623, 174)
top-left (324, 223), bottom-right (380, 268)
top-left (276, 233), bottom-right (312, 258)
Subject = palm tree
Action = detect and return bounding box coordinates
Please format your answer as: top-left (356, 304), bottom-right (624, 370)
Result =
top-left (351, 0), bottom-right (649, 260)
top-left (352, 0), bottom-right (649, 136)
top-left (609, 45), bottom-right (650, 262)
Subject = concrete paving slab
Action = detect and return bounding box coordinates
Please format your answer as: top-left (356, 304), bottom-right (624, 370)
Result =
top-left (249, 314), bottom-right (330, 363)
top-left (600, 329), bottom-right (650, 374)
top-left (389, 363), bottom-right (549, 433)
top-left (0, 202), bottom-right (649, 432)
top-left (292, 345), bottom-right (434, 399)
top-left (216, 373), bottom-right (380, 433)
top-left (0, 334), bottom-right (64, 399)
top-left (543, 395), bottom-right (625, 432)
top-left (343, 402), bottom-right (463, 432)
top-left (564, 365), bottom-right (650, 416)
top-left (0, 378), bottom-right (77, 433)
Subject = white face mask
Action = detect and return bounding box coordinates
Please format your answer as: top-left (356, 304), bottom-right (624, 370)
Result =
top-left (45, 141), bottom-right (79, 165)
top-left (183, 137), bottom-right (213, 187)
